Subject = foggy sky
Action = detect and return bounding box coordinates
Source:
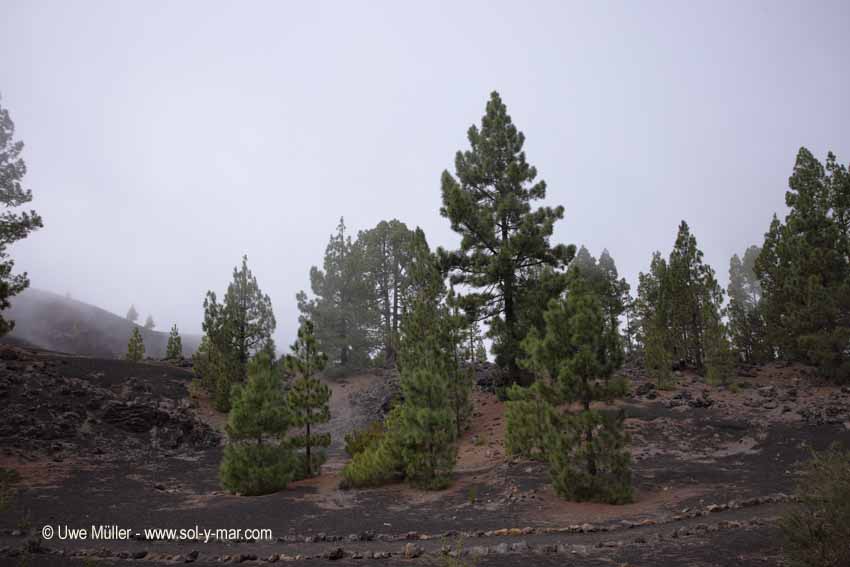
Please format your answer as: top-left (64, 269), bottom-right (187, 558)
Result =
top-left (2, 0), bottom-right (849, 350)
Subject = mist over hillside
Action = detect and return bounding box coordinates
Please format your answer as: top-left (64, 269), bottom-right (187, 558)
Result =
top-left (1, 288), bottom-right (201, 358)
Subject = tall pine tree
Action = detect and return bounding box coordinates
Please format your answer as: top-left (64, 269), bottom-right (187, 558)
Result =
top-left (439, 91), bottom-right (574, 380)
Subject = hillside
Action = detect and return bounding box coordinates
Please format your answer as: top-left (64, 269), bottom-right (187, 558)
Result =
top-left (0, 288), bottom-right (201, 358)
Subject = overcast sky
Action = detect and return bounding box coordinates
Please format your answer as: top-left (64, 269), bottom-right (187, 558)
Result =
top-left (2, 0), bottom-right (849, 348)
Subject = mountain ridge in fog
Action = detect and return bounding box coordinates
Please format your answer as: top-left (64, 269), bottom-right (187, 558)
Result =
top-left (2, 288), bottom-right (201, 358)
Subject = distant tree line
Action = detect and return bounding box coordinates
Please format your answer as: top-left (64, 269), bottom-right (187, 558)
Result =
top-left (632, 148), bottom-right (850, 387)
top-left (295, 217), bottom-right (489, 372)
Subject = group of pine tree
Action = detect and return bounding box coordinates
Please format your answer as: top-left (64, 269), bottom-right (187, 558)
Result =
top-left (185, 92), bottom-right (848, 500)
top-left (0, 87), bottom-right (826, 501)
top-left (0, 87), bottom-right (845, 502)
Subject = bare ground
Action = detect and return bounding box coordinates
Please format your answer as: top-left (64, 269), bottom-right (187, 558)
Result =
top-left (1, 349), bottom-right (849, 566)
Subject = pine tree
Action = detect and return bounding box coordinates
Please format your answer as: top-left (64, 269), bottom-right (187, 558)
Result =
top-left (166, 324), bottom-right (182, 359)
top-left (0, 96), bottom-right (43, 336)
top-left (394, 250), bottom-right (460, 489)
top-left (220, 353), bottom-right (295, 495)
top-left (359, 219), bottom-right (418, 365)
top-left (505, 379), bottom-right (559, 460)
top-left (567, 247), bottom-right (627, 367)
top-left (704, 317), bottom-right (736, 386)
top-left (727, 246), bottom-right (769, 363)
top-left (126, 327), bottom-right (145, 362)
top-left (126, 304), bottom-right (139, 322)
top-left (535, 280), bottom-right (631, 503)
top-left (666, 221), bottom-right (724, 371)
top-left (635, 224), bottom-right (724, 379)
top-left (623, 291), bottom-right (637, 357)
top-left (446, 291), bottom-right (474, 439)
top-left (297, 218), bottom-right (378, 368)
top-left (438, 91), bottom-right (574, 380)
top-left (144, 314), bottom-right (155, 330)
top-left (285, 320), bottom-right (331, 478)
top-left (643, 321), bottom-right (672, 388)
top-left (755, 148), bottom-right (850, 381)
top-left (598, 249), bottom-right (631, 340)
top-left (193, 335), bottom-right (237, 411)
top-left (202, 255), bottom-right (276, 406)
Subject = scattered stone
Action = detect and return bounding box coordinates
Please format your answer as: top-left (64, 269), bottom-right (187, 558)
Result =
top-left (757, 385), bottom-right (776, 398)
top-left (511, 541), bottom-right (529, 552)
top-left (492, 543), bottom-right (509, 554)
top-left (635, 382), bottom-right (656, 397)
top-left (400, 543), bottom-right (422, 559)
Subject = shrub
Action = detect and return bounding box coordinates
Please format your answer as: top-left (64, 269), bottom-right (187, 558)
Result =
top-left (780, 443), bottom-right (850, 567)
top-left (291, 451), bottom-right (328, 482)
top-left (341, 437), bottom-right (403, 488)
top-left (341, 408), bottom-right (404, 489)
top-left (220, 444), bottom-right (296, 496)
top-left (344, 422), bottom-right (384, 457)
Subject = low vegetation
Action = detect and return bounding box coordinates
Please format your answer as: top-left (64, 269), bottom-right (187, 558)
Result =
top-left (780, 443), bottom-right (850, 567)
top-left (344, 422), bottom-right (384, 457)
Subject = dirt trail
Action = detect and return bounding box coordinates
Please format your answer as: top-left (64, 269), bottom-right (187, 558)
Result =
top-left (316, 373), bottom-right (383, 469)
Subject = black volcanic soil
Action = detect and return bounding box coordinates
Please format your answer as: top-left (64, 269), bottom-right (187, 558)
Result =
top-left (1, 347), bottom-right (849, 566)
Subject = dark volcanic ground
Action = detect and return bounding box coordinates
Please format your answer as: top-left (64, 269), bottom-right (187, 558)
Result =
top-left (1, 347), bottom-right (849, 566)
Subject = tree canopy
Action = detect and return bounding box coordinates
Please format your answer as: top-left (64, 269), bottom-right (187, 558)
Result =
top-left (438, 91), bottom-right (574, 379)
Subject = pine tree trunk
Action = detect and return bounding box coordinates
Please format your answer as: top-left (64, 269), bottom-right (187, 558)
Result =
top-left (585, 425), bottom-right (597, 476)
top-left (504, 272), bottom-right (517, 377)
top-left (305, 423), bottom-right (312, 476)
top-left (584, 398), bottom-right (596, 476)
